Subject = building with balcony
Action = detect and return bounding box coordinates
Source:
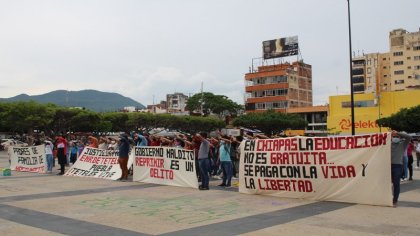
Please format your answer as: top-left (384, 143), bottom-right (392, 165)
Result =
top-left (166, 93), bottom-right (189, 115)
top-left (244, 61), bottom-right (312, 113)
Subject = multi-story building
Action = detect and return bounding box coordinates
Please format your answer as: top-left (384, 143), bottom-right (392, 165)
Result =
top-left (351, 28), bottom-right (420, 94)
top-left (327, 28), bottom-right (420, 135)
top-left (244, 61), bottom-right (312, 113)
top-left (389, 28), bottom-right (420, 90)
top-left (287, 105), bottom-right (328, 136)
top-left (166, 93), bottom-right (189, 114)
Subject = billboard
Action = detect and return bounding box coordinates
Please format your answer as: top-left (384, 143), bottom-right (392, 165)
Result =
top-left (263, 36), bottom-right (299, 59)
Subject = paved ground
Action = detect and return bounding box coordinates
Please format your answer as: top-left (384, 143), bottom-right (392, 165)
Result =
top-left (0, 150), bottom-right (419, 236)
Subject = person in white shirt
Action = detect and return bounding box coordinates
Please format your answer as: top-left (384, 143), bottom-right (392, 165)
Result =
top-left (44, 138), bottom-right (54, 173)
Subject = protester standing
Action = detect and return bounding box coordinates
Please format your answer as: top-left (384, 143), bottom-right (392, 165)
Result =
top-left (391, 131), bottom-right (412, 207)
top-left (56, 136), bottom-right (67, 175)
top-left (407, 140), bottom-right (414, 180)
top-left (416, 140), bottom-right (420, 169)
top-left (197, 132), bottom-right (210, 190)
top-left (218, 136), bottom-right (233, 187)
top-left (69, 142), bottom-right (78, 165)
top-left (44, 138), bottom-right (54, 173)
top-left (117, 133), bottom-right (130, 181)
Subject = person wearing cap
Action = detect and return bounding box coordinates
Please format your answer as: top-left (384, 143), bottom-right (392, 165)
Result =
top-left (117, 133), bottom-right (130, 181)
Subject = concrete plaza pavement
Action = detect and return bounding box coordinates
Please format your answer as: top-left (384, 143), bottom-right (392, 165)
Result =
top-left (0, 150), bottom-right (419, 236)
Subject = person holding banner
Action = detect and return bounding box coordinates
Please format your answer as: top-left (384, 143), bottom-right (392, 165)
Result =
top-left (218, 135), bottom-right (233, 187)
top-left (197, 132), bottom-right (210, 190)
top-left (56, 136), bottom-right (67, 175)
top-left (391, 131), bottom-right (412, 207)
top-left (44, 138), bottom-right (54, 173)
top-left (117, 133), bottom-right (130, 181)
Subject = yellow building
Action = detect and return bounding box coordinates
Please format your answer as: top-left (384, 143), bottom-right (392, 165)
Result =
top-left (327, 90), bottom-right (420, 135)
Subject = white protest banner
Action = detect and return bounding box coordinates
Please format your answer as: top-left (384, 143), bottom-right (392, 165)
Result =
top-left (9, 145), bottom-right (46, 173)
top-left (239, 133), bottom-right (392, 206)
top-left (133, 146), bottom-right (198, 189)
top-left (64, 147), bottom-right (134, 180)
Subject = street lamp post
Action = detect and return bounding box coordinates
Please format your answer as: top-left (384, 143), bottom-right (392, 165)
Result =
top-left (347, 0), bottom-right (356, 135)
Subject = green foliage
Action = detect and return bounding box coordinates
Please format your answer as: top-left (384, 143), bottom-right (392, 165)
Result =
top-left (232, 110), bottom-right (307, 135)
top-left (186, 92), bottom-right (243, 117)
top-left (0, 101), bottom-right (225, 134)
top-left (377, 105), bottom-right (420, 132)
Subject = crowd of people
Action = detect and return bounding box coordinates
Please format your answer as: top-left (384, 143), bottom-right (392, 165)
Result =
top-left (17, 130), bottom-right (420, 201)
top-left (34, 131), bottom-right (251, 187)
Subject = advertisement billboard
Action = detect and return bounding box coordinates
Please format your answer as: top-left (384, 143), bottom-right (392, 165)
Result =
top-left (263, 36), bottom-right (299, 59)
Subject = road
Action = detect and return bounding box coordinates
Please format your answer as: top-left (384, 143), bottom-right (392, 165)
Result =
top-left (0, 150), bottom-right (419, 235)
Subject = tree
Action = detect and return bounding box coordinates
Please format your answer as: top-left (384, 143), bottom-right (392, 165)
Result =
top-left (377, 105), bottom-right (420, 132)
top-left (185, 92), bottom-right (242, 117)
top-left (0, 101), bottom-right (55, 134)
top-left (232, 110), bottom-right (307, 135)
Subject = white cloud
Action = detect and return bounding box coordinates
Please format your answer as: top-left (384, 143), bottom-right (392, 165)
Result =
top-left (0, 0), bottom-right (419, 108)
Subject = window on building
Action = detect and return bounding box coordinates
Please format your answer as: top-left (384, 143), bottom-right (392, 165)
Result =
top-left (414, 46), bottom-right (420, 51)
top-left (276, 76), bottom-right (288, 83)
top-left (256, 103), bottom-right (265, 110)
top-left (342, 100), bottom-right (375, 108)
top-left (353, 84), bottom-right (365, 92)
top-left (394, 80), bottom-right (405, 84)
top-left (394, 61), bottom-right (404, 65)
top-left (407, 57), bottom-right (411, 60)
top-left (266, 90), bottom-right (274, 96)
top-left (408, 66), bottom-right (411, 69)
top-left (408, 76), bottom-right (412, 79)
top-left (415, 65), bottom-right (420, 70)
top-left (393, 51), bottom-right (403, 56)
top-left (383, 58), bottom-right (387, 61)
top-left (383, 66), bottom-right (387, 69)
top-left (384, 75), bottom-right (388, 78)
top-left (394, 70), bottom-right (404, 75)
top-left (415, 74), bottom-right (420, 79)
top-left (352, 76), bottom-right (364, 84)
top-left (367, 68), bottom-right (371, 74)
top-left (275, 89), bottom-right (288, 96)
top-left (352, 68), bottom-right (364, 75)
top-left (414, 56), bottom-right (420, 60)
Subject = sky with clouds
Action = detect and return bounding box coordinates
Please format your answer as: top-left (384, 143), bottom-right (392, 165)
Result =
top-left (0, 0), bottom-right (419, 106)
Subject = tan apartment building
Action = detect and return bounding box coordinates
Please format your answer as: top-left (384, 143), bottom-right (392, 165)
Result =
top-left (244, 61), bottom-right (312, 113)
top-left (351, 28), bottom-right (420, 94)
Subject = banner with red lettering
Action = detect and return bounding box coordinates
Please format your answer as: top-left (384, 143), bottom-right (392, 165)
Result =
top-left (9, 145), bottom-right (46, 173)
top-left (64, 147), bottom-right (134, 180)
top-left (133, 147), bottom-right (198, 189)
top-left (239, 133), bottom-right (393, 206)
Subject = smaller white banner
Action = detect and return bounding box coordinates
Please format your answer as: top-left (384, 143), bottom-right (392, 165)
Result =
top-left (133, 146), bottom-right (198, 189)
top-left (9, 145), bottom-right (46, 173)
top-left (64, 147), bottom-right (133, 180)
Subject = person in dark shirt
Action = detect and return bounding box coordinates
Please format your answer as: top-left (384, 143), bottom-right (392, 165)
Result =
top-left (117, 133), bottom-right (130, 181)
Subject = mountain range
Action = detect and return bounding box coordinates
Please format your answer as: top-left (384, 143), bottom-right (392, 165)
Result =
top-left (0, 90), bottom-right (145, 112)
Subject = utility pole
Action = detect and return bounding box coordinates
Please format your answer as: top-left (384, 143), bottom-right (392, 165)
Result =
top-left (200, 82), bottom-right (204, 116)
top-left (347, 0), bottom-right (356, 135)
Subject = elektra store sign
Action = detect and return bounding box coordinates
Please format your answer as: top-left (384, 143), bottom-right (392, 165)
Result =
top-left (339, 118), bottom-right (379, 131)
